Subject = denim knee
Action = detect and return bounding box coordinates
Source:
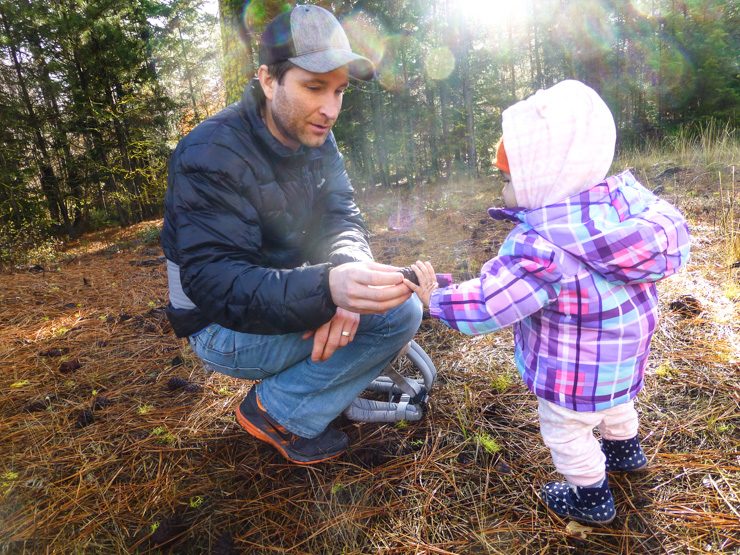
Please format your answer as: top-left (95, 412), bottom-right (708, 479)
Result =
top-left (391, 295), bottom-right (423, 340)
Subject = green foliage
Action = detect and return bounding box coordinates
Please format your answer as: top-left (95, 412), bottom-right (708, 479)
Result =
top-left (474, 432), bottom-right (502, 455)
top-left (0, 470), bottom-right (19, 496)
top-left (0, 221), bottom-right (55, 268)
top-left (490, 373), bottom-right (513, 393)
top-left (655, 362), bottom-right (675, 378)
top-left (87, 208), bottom-right (116, 231)
top-left (138, 224), bottom-right (161, 245)
top-left (150, 426), bottom-right (176, 445)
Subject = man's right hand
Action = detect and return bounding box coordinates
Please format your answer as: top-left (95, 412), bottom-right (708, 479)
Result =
top-left (329, 261), bottom-right (412, 314)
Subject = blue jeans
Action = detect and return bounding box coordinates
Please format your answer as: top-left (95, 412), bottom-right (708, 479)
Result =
top-left (189, 296), bottom-right (422, 438)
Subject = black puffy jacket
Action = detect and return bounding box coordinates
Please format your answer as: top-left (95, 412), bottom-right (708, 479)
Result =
top-left (160, 80), bottom-right (372, 337)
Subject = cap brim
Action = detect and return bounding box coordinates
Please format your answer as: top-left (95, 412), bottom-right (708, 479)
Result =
top-left (289, 50), bottom-right (375, 80)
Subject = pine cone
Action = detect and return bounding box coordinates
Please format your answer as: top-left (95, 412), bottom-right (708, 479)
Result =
top-left (400, 266), bottom-right (419, 286)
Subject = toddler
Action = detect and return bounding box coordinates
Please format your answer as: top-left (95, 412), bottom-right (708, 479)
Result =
top-left (407, 80), bottom-right (690, 524)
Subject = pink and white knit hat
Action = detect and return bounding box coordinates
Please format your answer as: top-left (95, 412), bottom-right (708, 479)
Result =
top-left (502, 80), bottom-right (616, 209)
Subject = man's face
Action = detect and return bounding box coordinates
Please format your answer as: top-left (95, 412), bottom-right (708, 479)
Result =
top-left (261, 65), bottom-right (349, 150)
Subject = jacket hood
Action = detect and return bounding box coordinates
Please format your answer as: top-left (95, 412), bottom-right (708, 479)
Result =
top-left (502, 80), bottom-right (616, 209)
top-left (489, 171), bottom-right (690, 284)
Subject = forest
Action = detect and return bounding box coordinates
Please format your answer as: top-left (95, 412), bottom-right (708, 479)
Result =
top-left (0, 0), bottom-right (737, 263)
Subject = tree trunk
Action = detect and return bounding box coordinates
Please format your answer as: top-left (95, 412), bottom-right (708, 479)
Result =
top-left (68, 42), bottom-right (122, 224)
top-left (219, 0), bottom-right (255, 105)
top-left (370, 81), bottom-right (389, 188)
top-left (457, 20), bottom-right (478, 176)
top-left (399, 37), bottom-right (417, 186)
top-left (22, 3), bottom-right (84, 231)
top-left (177, 21), bottom-right (201, 122)
top-left (439, 80), bottom-right (451, 178)
top-left (424, 81), bottom-right (440, 179)
top-left (507, 20), bottom-right (517, 99)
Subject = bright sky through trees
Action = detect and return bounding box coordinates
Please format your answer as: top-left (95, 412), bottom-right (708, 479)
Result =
top-left (458, 0), bottom-right (530, 28)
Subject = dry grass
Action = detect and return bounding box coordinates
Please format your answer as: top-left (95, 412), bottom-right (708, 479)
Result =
top-left (1, 166), bottom-right (739, 554)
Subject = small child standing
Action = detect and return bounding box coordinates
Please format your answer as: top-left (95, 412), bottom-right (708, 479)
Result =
top-left (406, 80), bottom-right (690, 525)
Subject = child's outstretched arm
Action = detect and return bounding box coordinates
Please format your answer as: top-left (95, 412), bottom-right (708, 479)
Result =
top-left (428, 233), bottom-right (565, 335)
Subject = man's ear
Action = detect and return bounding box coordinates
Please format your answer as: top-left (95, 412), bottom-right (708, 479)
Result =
top-left (257, 65), bottom-right (275, 101)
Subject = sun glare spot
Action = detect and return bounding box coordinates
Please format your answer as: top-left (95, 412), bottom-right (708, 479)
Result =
top-left (377, 34), bottom-right (422, 92)
top-left (630, 0), bottom-right (659, 18)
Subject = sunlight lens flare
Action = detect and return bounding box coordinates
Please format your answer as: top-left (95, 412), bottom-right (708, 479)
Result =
top-left (646, 37), bottom-right (697, 109)
top-left (557, 1), bottom-right (615, 55)
top-left (425, 47), bottom-right (455, 80)
top-left (343, 12), bottom-right (386, 67)
top-left (377, 34), bottom-right (422, 92)
top-left (387, 204), bottom-right (417, 232)
top-left (242, 1), bottom-right (291, 32)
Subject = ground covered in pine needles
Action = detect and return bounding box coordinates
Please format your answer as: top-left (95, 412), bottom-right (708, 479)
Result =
top-left (1, 167), bottom-right (738, 554)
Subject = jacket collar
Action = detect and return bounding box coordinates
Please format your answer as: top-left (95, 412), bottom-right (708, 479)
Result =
top-left (240, 79), bottom-right (322, 161)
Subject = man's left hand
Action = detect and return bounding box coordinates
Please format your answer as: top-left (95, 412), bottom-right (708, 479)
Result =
top-left (303, 307), bottom-right (360, 362)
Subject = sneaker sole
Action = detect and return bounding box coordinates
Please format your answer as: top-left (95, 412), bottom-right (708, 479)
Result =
top-left (236, 407), bottom-right (345, 465)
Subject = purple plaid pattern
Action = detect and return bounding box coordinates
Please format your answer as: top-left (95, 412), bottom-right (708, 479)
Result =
top-left (429, 171), bottom-right (690, 411)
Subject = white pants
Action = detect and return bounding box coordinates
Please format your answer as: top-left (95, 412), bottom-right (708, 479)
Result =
top-left (538, 398), bottom-right (639, 486)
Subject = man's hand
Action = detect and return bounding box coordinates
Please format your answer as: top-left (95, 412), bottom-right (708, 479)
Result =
top-left (303, 307), bottom-right (360, 362)
top-left (329, 261), bottom-right (413, 313)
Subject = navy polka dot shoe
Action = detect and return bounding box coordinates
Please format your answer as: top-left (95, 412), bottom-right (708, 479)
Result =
top-left (602, 436), bottom-right (648, 472)
top-left (541, 477), bottom-right (616, 525)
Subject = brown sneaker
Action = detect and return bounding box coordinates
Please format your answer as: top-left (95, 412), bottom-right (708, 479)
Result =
top-left (236, 387), bottom-right (348, 465)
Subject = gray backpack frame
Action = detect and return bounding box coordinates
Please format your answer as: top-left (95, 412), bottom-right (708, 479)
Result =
top-left (344, 340), bottom-right (436, 423)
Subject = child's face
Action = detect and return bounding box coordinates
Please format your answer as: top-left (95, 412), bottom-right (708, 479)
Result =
top-left (500, 171), bottom-right (517, 207)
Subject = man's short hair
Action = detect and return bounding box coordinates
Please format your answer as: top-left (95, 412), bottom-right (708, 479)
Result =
top-left (268, 60), bottom-right (296, 85)
top-left (253, 60), bottom-right (296, 108)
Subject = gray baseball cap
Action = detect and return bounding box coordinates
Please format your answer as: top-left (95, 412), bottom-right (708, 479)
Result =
top-left (259, 5), bottom-right (375, 80)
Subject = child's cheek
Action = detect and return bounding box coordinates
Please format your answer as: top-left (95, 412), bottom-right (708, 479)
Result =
top-left (503, 182), bottom-right (517, 208)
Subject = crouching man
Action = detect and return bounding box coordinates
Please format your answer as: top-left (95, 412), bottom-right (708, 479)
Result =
top-left (160, 5), bottom-right (421, 464)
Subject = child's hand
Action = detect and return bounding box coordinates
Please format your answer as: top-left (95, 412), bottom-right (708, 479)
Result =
top-left (403, 260), bottom-right (437, 306)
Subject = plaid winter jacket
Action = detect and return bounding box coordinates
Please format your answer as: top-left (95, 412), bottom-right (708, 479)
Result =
top-left (429, 171), bottom-right (690, 411)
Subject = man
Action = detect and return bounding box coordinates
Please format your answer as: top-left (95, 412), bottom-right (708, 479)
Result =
top-left (160, 5), bottom-right (422, 465)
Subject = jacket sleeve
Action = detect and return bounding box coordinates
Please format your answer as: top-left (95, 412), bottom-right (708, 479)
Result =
top-left (170, 144), bottom-right (337, 334)
top-left (309, 134), bottom-right (373, 265)
top-left (429, 231), bottom-right (563, 335)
